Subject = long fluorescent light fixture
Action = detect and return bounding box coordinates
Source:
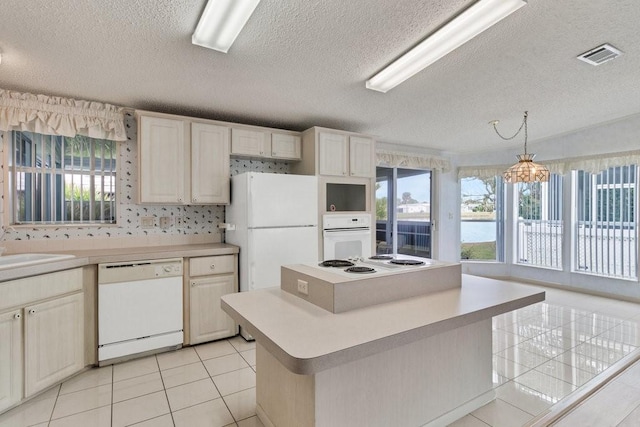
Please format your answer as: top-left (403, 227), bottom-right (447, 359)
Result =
top-left (366, 0), bottom-right (527, 93)
top-left (192, 0), bottom-right (261, 53)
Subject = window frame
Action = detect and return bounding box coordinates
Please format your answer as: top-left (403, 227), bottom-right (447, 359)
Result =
top-left (5, 130), bottom-right (119, 227)
top-left (459, 175), bottom-right (505, 262)
top-left (571, 166), bottom-right (638, 280)
top-left (514, 174), bottom-right (564, 270)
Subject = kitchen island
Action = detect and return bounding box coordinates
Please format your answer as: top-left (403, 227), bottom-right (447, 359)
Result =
top-left (221, 274), bottom-right (545, 427)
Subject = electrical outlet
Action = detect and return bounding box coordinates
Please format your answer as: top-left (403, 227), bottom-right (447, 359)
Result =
top-left (141, 216), bottom-right (155, 228)
top-left (297, 279), bottom-right (309, 295)
top-left (159, 216), bottom-right (172, 229)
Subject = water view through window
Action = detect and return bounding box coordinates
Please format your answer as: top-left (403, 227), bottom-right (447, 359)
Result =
top-left (460, 176), bottom-right (504, 261)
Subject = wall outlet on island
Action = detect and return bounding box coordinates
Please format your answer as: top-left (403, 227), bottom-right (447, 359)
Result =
top-left (297, 279), bottom-right (309, 295)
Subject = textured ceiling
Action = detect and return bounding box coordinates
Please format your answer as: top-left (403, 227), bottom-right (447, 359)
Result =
top-left (0, 0), bottom-right (639, 154)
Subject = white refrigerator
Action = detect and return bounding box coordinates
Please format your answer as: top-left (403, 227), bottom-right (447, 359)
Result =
top-left (225, 172), bottom-right (319, 296)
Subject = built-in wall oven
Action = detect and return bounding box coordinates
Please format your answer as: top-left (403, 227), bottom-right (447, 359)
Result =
top-left (322, 213), bottom-right (372, 260)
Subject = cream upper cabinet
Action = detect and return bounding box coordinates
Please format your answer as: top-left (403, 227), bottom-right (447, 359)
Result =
top-left (138, 115), bottom-right (187, 204)
top-left (348, 136), bottom-right (375, 178)
top-left (0, 309), bottom-right (22, 412)
top-left (231, 128), bottom-right (270, 157)
top-left (318, 132), bottom-right (349, 176)
top-left (271, 133), bottom-right (301, 160)
top-left (137, 112), bottom-right (231, 205)
top-left (24, 292), bottom-right (84, 397)
top-left (191, 123), bottom-right (230, 204)
top-left (318, 132), bottom-right (374, 178)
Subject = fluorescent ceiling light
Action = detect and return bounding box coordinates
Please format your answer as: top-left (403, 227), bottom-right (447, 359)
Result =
top-left (366, 0), bottom-right (527, 93)
top-left (192, 0), bottom-right (261, 53)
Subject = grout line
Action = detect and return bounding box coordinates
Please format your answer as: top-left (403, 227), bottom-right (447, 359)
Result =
top-left (111, 365), bottom-right (114, 427)
top-left (196, 338), bottom-right (239, 423)
top-left (152, 355), bottom-right (176, 427)
top-left (48, 385), bottom-right (62, 424)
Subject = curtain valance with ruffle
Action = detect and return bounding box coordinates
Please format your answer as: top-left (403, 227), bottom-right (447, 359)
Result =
top-left (0, 88), bottom-right (127, 141)
top-left (376, 149), bottom-right (452, 172)
top-left (458, 150), bottom-right (640, 179)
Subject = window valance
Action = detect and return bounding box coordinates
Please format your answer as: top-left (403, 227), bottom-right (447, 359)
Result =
top-left (0, 88), bottom-right (127, 141)
top-left (458, 150), bottom-right (640, 179)
top-left (376, 150), bottom-right (452, 172)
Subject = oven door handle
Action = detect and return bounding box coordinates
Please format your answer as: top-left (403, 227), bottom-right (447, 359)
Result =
top-left (323, 227), bottom-right (370, 233)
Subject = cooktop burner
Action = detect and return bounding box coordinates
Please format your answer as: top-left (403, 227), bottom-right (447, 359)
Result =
top-left (369, 255), bottom-right (393, 260)
top-left (389, 259), bottom-right (425, 266)
top-left (345, 266), bottom-right (376, 274)
top-left (319, 260), bottom-right (355, 268)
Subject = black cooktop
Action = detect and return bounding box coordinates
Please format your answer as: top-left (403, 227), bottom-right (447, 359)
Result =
top-left (345, 266), bottom-right (376, 274)
top-left (389, 259), bottom-right (425, 266)
top-left (369, 255), bottom-right (393, 260)
top-left (319, 260), bottom-right (355, 268)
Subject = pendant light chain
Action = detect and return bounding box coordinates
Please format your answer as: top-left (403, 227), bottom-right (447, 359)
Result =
top-left (491, 111), bottom-right (528, 154)
top-left (493, 110), bottom-right (549, 183)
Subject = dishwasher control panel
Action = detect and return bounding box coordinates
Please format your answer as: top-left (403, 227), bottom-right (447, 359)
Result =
top-left (98, 258), bottom-right (183, 284)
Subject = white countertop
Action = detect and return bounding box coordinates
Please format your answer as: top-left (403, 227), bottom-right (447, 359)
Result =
top-left (0, 243), bottom-right (239, 282)
top-left (222, 274), bottom-right (545, 375)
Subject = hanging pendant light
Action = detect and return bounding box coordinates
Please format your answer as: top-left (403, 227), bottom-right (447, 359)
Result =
top-left (490, 111), bottom-right (550, 183)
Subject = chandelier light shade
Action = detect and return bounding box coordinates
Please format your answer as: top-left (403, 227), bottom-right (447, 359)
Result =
top-left (490, 111), bottom-right (550, 183)
top-left (503, 153), bottom-right (550, 183)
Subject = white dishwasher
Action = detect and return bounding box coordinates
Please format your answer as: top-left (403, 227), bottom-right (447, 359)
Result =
top-left (98, 258), bottom-right (183, 363)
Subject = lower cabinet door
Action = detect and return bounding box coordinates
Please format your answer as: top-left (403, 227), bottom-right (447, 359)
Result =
top-left (0, 309), bottom-right (22, 412)
top-left (24, 293), bottom-right (84, 397)
top-left (190, 274), bottom-right (238, 344)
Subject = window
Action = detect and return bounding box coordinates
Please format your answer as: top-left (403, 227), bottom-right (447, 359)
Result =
top-left (9, 131), bottom-right (117, 224)
top-left (573, 166), bottom-right (637, 279)
top-left (376, 167), bottom-right (431, 258)
top-left (515, 174), bottom-right (563, 269)
top-left (460, 176), bottom-right (505, 261)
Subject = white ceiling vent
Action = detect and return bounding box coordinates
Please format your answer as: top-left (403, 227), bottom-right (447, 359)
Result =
top-left (577, 43), bottom-right (622, 66)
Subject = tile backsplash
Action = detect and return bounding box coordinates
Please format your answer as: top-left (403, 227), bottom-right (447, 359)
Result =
top-left (0, 112), bottom-right (291, 248)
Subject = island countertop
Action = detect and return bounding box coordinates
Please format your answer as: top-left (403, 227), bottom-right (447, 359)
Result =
top-left (221, 274), bottom-right (545, 375)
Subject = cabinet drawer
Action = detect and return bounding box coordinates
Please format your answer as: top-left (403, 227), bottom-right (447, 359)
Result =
top-left (0, 268), bottom-right (83, 312)
top-left (190, 255), bottom-right (236, 277)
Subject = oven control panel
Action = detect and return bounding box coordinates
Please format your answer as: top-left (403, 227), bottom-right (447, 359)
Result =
top-left (323, 213), bottom-right (371, 230)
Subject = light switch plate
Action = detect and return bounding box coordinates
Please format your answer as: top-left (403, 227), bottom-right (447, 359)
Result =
top-left (141, 216), bottom-right (155, 228)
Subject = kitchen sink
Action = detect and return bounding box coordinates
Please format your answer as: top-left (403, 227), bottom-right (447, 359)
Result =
top-left (0, 253), bottom-right (76, 270)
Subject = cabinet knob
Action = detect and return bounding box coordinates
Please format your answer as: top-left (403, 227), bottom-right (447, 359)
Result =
top-left (191, 282), bottom-right (196, 287)
top-left (193, 198), bottom-right (197, 202)
top-left (28, 309), bottom-right (36, 315)
top-left (210, 264), bottom-right (216, 270)
top-left (14, 313), bottom-right (21, 320)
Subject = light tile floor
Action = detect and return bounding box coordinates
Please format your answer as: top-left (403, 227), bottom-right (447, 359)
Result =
top-left (450, 283), bottom-right (640, 427)
top-left (2, 282), bottom-right (640, 427)
top-left (0, 336), bottom-right (264, 427)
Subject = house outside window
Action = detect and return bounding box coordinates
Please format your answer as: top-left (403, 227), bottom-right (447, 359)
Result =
top-left (8, 131), bottom-right (117, 225)
top-left (573, 165), bottom-right (637, 279)
top-left (460, 175), bottom-right (505, 261)
top-left (376, 167), bottom-right (432, 258)
top-left (515, 174), bottom-right (563, 269)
